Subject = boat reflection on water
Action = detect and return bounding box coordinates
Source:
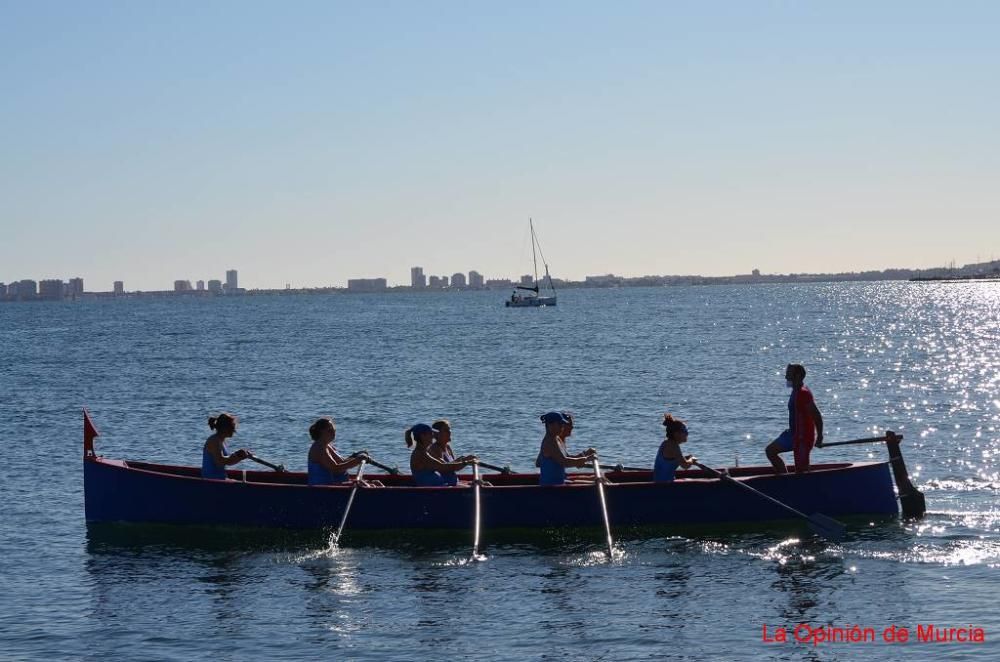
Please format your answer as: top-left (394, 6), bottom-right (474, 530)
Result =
top-left (84, 514), bottom-right (905, 558)
top-left (85, 521), bottom-right (335, 554)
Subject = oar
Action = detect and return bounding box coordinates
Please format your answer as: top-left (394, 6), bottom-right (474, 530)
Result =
top-left (332, 460), bottom-right (367, 544)
top-left (591, 456), bottom-right (615, 558)
top-left (816, 433), bottom-right (893, 449)
top-left (601, 463), bottom-right (648, 472)
top-left (348, 449), bottom-right (400, 475)
top-left (247, 453), bottom-right (286, 472)
top-left (470, 461), bottom-right (483, 561)
top-left (477, 460), bottom-right (512, 474)
top-left (364, 457), bottom-right (400, 475)
top-left (693, 462), bottom-right (845, 541)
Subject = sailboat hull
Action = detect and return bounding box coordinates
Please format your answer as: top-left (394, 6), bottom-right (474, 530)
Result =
top-left (506, 296), bottom-right (556, 307)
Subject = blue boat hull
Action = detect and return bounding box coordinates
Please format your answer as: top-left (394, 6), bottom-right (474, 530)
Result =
top-left (84, 457), bottom-right (898, 531)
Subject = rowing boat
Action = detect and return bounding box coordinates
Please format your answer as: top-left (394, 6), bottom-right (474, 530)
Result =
top-left (83, 415), bottom-right (924, 531)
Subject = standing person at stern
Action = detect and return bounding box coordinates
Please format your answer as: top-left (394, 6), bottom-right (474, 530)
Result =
top-left (765, 364), bottom-right (823, 474)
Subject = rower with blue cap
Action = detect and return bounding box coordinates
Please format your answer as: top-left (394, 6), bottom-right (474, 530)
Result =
top-left (407, 423), bottom-right (477, 486)
top-left (654, 413), bottom-right (697, 482)
top-left (536, 411), bottom-right (598, 486)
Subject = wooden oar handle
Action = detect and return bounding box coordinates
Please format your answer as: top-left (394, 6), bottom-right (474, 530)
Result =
top-left (600, 463), bottom-right (649, 472)
top-left (692, 461), bottom-right (722, 477)
top-left (248, 454), bottom-right (286, 472)
top-left (477, 461), bottom-right (512, 474)
top-left (365, 457), bottom-right (400, 475)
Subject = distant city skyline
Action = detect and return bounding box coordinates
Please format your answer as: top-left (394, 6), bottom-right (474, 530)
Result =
top-left (4, 248), bottom-right (999, 293)
top-left (3, 2), bottom-right (999, 290)
top-left (9, 253), bottom-right (1000, 296)
top-left (4, 256), bottom-right (998, 301)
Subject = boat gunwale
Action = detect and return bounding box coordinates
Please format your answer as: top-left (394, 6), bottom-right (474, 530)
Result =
top-left (88, 455), bottom-right (882, 491)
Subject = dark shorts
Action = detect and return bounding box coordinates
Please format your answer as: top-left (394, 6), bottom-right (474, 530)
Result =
top-left (773, 429), bottom-right (793, 452)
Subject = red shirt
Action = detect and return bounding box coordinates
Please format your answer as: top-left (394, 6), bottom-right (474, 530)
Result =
top-left (791, 386), bottom-right (816, 472)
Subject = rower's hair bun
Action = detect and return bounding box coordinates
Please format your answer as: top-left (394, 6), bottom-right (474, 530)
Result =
top-left (662, 413), bottom-right (685, 435)
top-left (208, 413), bottom-right (237, 433)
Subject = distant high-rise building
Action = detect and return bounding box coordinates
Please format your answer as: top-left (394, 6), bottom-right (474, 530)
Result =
top-left (468, 270), bottom-right (484, 288)
top-left (196, 280), bottom-right (205, 291)
top-left (347, 278), bottom-right (388, 292)
top-left (0, 282), bottom-right (6, 297)
top-left (114, 281), bottom-right (124, 296)
top-left (410, 266), bottom-right (426, 289)
top-left (174, 280), bottom-right (193, 292)
top-left (485, 278), bottom-right (514, 289)
top-left (18, 279), bottom-right (38, 298)
top-left (585, 274), bottom-right (623, 287)
top-left (520, 274), bottom-right (534, 286)
top-left (68, 277), bottom-right (84, 297)
top-left (39, 279), bottom-right (65, 300)
top-left (225, 269), bottom-right (238, 291)
top-left (207, 280), bottom-right (223, 293)
top-left (428, 275), bottom-right (443, 288)
top-left (451, 272), bottom-right (466, 289)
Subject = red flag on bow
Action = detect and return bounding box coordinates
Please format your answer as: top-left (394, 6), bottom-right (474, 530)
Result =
top-left (84, 409), bottom-right (100, 458)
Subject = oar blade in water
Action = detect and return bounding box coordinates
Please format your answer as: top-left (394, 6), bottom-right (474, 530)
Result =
top-left (807, 513), bottom-right (847, 542)
top-left (470, 462), bottom-right (483, 562)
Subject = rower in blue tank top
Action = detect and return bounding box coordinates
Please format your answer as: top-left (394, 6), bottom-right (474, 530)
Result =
top-left (201, 413), bottom-right (250, 479)
top-left (653, 413), bottom-right (697, 482)
top-left (307, 417), bottom-right (368, 486)
top-left (407, 423), bottom-right (477, 487)
top-left (428, 419), bottom-right (477, 486)
top-left (536, 411), bottom-right (597, 486)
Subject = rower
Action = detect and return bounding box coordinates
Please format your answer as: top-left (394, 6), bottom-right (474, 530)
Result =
top-left (428, 419), bottom-right (475, 486)
top-left (202, 413), bottom-right (251, 479)
top-left (536, 411), bottom-right (596, 485)
top-left (307, 417), bottom-right (368, 486)
top-left (407, 423), bottom-right (477, 486)
top-left (654, 414), bottom-right (697, 482)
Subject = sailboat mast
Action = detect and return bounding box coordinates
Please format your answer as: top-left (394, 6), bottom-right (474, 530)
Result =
top-left (531, 222), bottom-right (556, 295)
top-left (530, 218), bottom-right (540, 288)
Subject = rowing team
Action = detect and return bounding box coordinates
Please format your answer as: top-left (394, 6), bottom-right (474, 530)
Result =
top-left (202, 410), bottom-right (691, 486)
top-left (203, 363), bottom-right (823, 486)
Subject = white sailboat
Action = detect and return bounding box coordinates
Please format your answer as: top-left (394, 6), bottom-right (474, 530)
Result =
top-left (506, 219), bottom-right (557, 307)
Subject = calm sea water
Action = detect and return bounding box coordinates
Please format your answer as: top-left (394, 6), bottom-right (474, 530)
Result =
top-left (1, 283), bottom-right (998, 660)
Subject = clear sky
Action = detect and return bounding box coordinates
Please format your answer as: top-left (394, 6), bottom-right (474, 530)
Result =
top-left (2, 1), bottom-right (999, 290)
